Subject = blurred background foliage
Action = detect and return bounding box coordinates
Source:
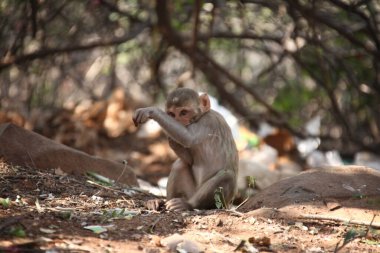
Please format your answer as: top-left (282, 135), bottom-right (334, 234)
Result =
top-left (0, 0), bottom-right (380, 156)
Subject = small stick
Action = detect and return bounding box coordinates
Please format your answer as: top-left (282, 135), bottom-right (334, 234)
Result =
top-left (86, 180), bottom-right (155, 197)
top-left (300, 214), bottom-right (380, 228)
top-left (149, 216), bottom-right (162, 233)
top-left (115, 160), bottom-right (129, 184)
top-left (225, 209), bottom-right (245, 217)
top-left (234, 197), bottom-right (249, 210)
top-left (365, 214), bottom-right (377, 237)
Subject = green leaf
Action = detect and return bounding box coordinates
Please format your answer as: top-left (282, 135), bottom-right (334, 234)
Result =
top-left (102, 208), bottom-right (138, 221)
top-left (84, 225), bottom-right (108, 234)
top-left (344, 229), bottom-right (358, 243)
top-left (214, 187), bottom-right (227, 209)
top-left (0, 197), bottom-right (10, 208)
top-left (86, 171), bottom-right (115, 186)
top-left (214, 194), bottom-right (223, 209)
top-left (9, 226), bottom-right (26, 238)
top-left (247, 176), bottom-right (256, 189)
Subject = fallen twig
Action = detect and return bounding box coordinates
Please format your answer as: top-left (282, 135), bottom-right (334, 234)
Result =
top-left (115, 160), bottom-right (129, 184)
top-left (86, 179), bottom-right (155, 197)
top-left (365, 214), bottom-right (377, 236)
top-left (234, 197), bottom-right (249, 210)
top-left (300, 214), bottom-right (380, 228)
top-left (333, 215), bottom-right (377, 252)
top-left (225, 209), bottom-right (245, 217)
top-left (149, 216), bottom-right (162, 233)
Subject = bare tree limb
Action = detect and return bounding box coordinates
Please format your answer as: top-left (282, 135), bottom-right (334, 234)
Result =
top-left (149, 39), bottom-right (169, 100)
top-left (0, 23), bottom-right (149, 71)
top-left (190, 0), bottom-right (202, 75)
top-left (155, 0), bottom-right (331, 138)
top-left (155, 0), bottom-right (259, 128)
top-left (195, 47), bottom-right (283, 119)
top-left (29, 0), bottom-right (38, 38)
top-left (329, 0), bottom-right (380, 51)
top-left (192, 0), bottom-right (201, 53)
top-left (197, 31), bottom-right (283, 43)
top-left (286, 0), bottom-right (380, 59)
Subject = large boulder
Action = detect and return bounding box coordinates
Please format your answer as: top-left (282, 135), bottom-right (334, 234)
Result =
top-left (0, 123), bottom-right (138, 186)
top-left (238, 165), bottom-right (380, 212)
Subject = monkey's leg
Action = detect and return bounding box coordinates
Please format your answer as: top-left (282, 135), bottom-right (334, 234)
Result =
top-left (166, 159), bottom-right (196, 200)
top-left (188, 169), bottom-right (236, 209)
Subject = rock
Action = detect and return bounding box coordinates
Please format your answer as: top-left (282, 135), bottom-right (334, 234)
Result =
top-left (160, 234), bottom-right (184, 252)
top-left (143, 248), bottom-right (160, 253)
top-left (325, 199), bottom-right (342, 211)
top-left (160, 233), bottom-right (202, 253)
top-left (238, 165), bottom-right (380, 212)
top-left (0, 123), bottom-right (138, 186)
top-left (177, 240), bottom-right (201, 253)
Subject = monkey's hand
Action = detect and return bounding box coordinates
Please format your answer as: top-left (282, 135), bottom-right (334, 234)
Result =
top-left (132, 107), bottom-right (157, 127)
top-left (146, 199), bottom-right (165, 211)
top-left (165, 198), bottom-right (193, 212)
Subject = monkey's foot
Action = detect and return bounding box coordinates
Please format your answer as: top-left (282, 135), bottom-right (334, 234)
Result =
top-left (146, 199), bottom-right (165, 211)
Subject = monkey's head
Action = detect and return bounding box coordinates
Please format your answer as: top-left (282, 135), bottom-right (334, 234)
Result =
top-left (166, 88), bottom-right (211, 126)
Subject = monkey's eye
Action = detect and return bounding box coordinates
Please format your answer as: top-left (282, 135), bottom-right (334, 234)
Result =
top-left (179, 110), bottom-right (188, 117)
top-left (167, 112), bottom-right (175, 118)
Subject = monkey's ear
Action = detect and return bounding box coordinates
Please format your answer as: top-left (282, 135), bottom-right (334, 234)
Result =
top-left (199, 93), bottom-right (211, 112)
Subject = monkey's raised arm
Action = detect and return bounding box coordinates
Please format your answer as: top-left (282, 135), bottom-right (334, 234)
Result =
top-left (168, 138), bottom-right (193, 165)
top-left (133, 107), bottom-right (199, 148)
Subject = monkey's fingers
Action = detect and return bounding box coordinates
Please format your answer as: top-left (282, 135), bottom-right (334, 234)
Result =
top-left (165, 198), bottom-right (190, 212)
top-left (133, 118), bottom-right (138, 127)
top-left (133, 110), bottom-right (150, 126)
top-left (132, 111), bottom-right (140, 127)
top-left (146, 199), bottom-right (165, 211)
top-left (133, 109), bottom-right (146, 127)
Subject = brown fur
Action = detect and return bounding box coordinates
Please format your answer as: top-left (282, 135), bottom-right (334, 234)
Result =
top-left (166, 88), bottom-right (200, 108)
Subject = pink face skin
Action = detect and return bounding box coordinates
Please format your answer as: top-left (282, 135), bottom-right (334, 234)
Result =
top-left (166, 105), bottom-right (196, 126)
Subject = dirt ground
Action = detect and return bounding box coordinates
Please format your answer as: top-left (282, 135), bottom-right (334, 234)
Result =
top-left (1, 161), bottom-right (379, 253)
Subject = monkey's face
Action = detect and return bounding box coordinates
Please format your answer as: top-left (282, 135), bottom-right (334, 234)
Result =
top-left (166, 105), bottom-right (198, 126)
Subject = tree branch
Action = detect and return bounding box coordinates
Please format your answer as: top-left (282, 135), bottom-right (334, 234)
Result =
top-left (197, 31), bottom-right (283, 43)
top-left (287, 0), bottom-right (380, 59)
top-left (29, 0), bottom-right (38, 38)
top-left (329, 0), bottom-right (380, 51)
top-left (0, 23), bottom-right (149, 71)
top-left (155, 0), bottom-right (331, 138)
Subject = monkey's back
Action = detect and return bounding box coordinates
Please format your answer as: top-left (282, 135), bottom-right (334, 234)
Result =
top-left (188, 109), bottom-right (239, 184)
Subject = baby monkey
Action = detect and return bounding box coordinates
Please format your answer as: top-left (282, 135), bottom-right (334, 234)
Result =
top-left (133, 88), bottom-right (238, 211)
